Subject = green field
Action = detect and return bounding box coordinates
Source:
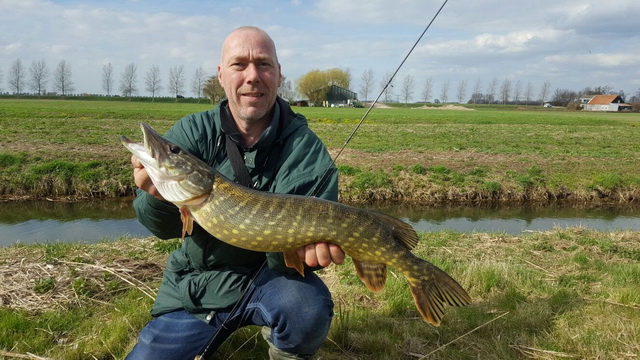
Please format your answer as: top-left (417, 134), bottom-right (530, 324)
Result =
top-left (1, 99), bottom-right (640, 358)
top-left (1, 98), bottom-right (639, 203)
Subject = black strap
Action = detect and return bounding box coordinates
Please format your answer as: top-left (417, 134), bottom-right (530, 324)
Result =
top-left (224, 134), bottom-right (253, 188)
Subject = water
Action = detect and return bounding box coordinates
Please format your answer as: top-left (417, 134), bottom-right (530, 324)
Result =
top-left (1, 199), bottom-right (639, 247)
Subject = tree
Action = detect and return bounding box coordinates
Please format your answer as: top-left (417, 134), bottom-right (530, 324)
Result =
top-left (8, 59), bottom-right (26, 95)
top-left (144, 65), bottom-right (162, 101)
top-left (202, 75), bottom-right (225, 104)
top-left (551, 88), bottom-right (577, 107)
top-left (525, 82), bottom-right (535, 105)
top-left (500, 78), bottom-right (511, 104)
top-left (168, 65), bottom-right (185, 100)
top-left (278, 76), bottom-right (297, 103)
top-left (456, 79), bottom-right (468, 103)
top-left (486, 77), bottom-right (498, 103)
top-left (539, 80), bottom-right (551, 105)
top-left (325, 68), bottom-right (350, 88)
top-left (380, 72), bottom-right (394, 103)
top-left (29, 59), bottom-right (49, 96)
top-left (513, 80), bottom-right (522, 104)
top-left (359, 69), bottom-right (375, 102)
top-left (53, 60), bottom-right (74, 96)
top-left (191, 67), bottom-right (207, 102)
top-left (120, 63), bottom-right (138, 99)
top-left (401, 74), bottom-right (414, 104)
top-left (470, 78), bottom-right (482, 103)
top-left (421, 77), bottom-right (433, 102)
top-left (296, 68), bottom-right (351, 105)
top-left (440, 80), bottom-right (450, 103)
top-left (102, 63), bottom-right (114, 96)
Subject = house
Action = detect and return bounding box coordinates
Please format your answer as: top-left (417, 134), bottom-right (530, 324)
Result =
top-left (582, 94), bottom-right (632, 111)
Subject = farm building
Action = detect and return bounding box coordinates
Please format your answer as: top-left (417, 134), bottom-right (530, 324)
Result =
top-left (325, 85), bottom-right (358, 107)
top-left (581, 94), bottom-right (632, 111)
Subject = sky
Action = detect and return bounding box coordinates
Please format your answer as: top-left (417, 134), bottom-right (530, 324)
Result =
top-left (1, 0), bottom-right (639, 101)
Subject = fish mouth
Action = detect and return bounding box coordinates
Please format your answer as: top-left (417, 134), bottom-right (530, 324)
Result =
top-left (120, 124), bottom-right (187, 182)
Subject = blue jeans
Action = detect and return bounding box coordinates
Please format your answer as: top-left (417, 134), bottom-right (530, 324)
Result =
top-left (126, 267), bottom-right (334, 359)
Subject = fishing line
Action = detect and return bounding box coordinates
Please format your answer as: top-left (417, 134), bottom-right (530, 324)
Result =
top-left (309, 0), bottom-right (450, 198)
top-left (196, 2), bottom-right (450, 358)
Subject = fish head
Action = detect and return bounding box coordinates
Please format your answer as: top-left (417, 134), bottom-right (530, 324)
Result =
top-left (121, 123), bottom-right (213, 206)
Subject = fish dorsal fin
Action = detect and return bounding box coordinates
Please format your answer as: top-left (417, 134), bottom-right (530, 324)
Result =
top-left (369, 210), bottom-right (419, 250)
top-left (353, 259), bottom-right (387, 292)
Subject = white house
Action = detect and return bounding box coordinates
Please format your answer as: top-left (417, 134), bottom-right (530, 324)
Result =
top-left (582, 94), bottom-right (632, 112)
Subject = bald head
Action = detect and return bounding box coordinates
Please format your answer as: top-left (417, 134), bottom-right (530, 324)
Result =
top-left (217, 26), bottom-right (283, 130)
top-left (220, 26), bottom-right (279, 65)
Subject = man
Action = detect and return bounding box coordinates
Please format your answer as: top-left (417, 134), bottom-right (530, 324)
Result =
top-left (126, 26), bottom-right (345, 359)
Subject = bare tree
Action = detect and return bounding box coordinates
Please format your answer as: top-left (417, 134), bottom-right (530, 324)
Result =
top-left (513, 80), bottom-right (522, 104)
top-left (539, 80), bottom-right (551, 105)
top-left (421, 77), bottom-right (433, 102)
top-left (359, 69), bottom-right (375, 102)
top-left (500, 78), bottom-right (512, 104)
top-left (8, 59), bottom-right (26, 95)
top-left (401, 74), bottom-right (414, 104)
top-left (456, 79), bottom-right (468, 103)
top-left (470, 78), bottom-right (482, 103)
top-left (525, 82), bottom-right (534, 105)
top-left (145, 65), bottom-right (162, 101)
top-left (168, 65), bottom-right (185, 100)
top-left (380, 72), bottom-right (394, 103)
top-left (440, 80), bottom-right (450, 103)
top-left (102, 63), bottom-right (114, 96)
top-left (486, 77), bottom-right (498, 103)
top-left (53, 60), bottom-right (74, 96)
top-left (191, 67), bottom-right (207, 101)
top-left (120, 63), bottom-right (138, 99)
top-left (29, 59), bottom-right (49, 96)
top-left (278, 76), bottom-right (297, 103)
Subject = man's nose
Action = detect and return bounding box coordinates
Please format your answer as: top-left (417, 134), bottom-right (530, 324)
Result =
top-left (245, 63), bottom-right (260, 83)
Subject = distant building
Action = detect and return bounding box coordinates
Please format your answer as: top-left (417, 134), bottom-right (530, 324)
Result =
top-left (325, 85), bottom-right (358, 107)
top-left (581, 94), bottom-right (632, 111)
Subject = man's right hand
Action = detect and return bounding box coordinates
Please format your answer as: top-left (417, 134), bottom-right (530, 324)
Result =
top-left (131, 155), bottom-right (165, 200)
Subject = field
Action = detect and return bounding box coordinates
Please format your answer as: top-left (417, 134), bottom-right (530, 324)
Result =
top-left (1, 99), bottom-right (640, 203)
top-left (1, 99), bottom-right (640, 359)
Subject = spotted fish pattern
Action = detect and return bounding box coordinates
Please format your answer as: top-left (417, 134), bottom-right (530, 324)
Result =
top-left (122, 123), bottom-right (471, 326)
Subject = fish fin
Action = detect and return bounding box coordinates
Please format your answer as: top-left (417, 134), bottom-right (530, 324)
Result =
top-left (407, 262), bottom-right (471, 326)
top-left (353, 259), bottom-right (387, 292)
top-left (369, 211), bottom-right (419, 250)
top-left (179, 207), bottom-right (193, 240)
top-left (283, 250), bottom-right (306, 277)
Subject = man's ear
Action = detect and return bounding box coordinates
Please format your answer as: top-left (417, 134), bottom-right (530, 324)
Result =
top-left (217, 65), bottom-right (223, 86)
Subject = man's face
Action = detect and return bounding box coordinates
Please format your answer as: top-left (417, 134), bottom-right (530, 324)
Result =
top-left (218, 29), bottom-right (282, 125)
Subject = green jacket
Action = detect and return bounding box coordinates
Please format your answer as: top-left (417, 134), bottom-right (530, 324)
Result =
top-left (133, 97), bottom-right (338, 319)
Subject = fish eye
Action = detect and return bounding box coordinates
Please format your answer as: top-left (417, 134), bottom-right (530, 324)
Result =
top-left (169, 145), bottom-right (182, 154)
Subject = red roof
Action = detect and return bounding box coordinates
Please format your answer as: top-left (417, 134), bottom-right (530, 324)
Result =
top-left (588, 95), bottom-right (621, 105)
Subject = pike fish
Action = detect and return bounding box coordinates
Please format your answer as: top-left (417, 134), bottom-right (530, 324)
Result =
top-left (121, 123), bottom-right (471, 326)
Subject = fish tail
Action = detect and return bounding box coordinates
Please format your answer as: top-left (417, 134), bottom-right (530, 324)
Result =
top-left (407, 260), bottom-right (471, 326)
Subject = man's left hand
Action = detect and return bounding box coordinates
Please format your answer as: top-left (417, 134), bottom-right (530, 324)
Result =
top-left (296, 243), bottom-right (345, 267)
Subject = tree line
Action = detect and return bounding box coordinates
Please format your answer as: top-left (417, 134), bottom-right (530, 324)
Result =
top-left (3, 58), bottom-right (639, 107)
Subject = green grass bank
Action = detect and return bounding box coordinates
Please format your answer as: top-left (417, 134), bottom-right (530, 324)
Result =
top-left (1, 98), bottom-right (639, 204)
top-left (1, 229), bottom-right (639, 359)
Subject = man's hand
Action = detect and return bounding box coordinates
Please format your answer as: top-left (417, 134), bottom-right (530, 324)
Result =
top-left (296, 242), bottom-right (345, 267)
top-left (131, 155), bottom-right (165, 200)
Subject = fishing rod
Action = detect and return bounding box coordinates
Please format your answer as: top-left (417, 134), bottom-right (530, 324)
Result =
top-left (309, 0), bottom-right (450, 197)
top-left (196, 1), bottom-right (449, 358)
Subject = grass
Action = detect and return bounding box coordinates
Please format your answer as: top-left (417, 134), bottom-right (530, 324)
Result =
top-left (1, 229), bottom-right (639, 359)
top-left (1, 98), bottom-right (640, 203)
